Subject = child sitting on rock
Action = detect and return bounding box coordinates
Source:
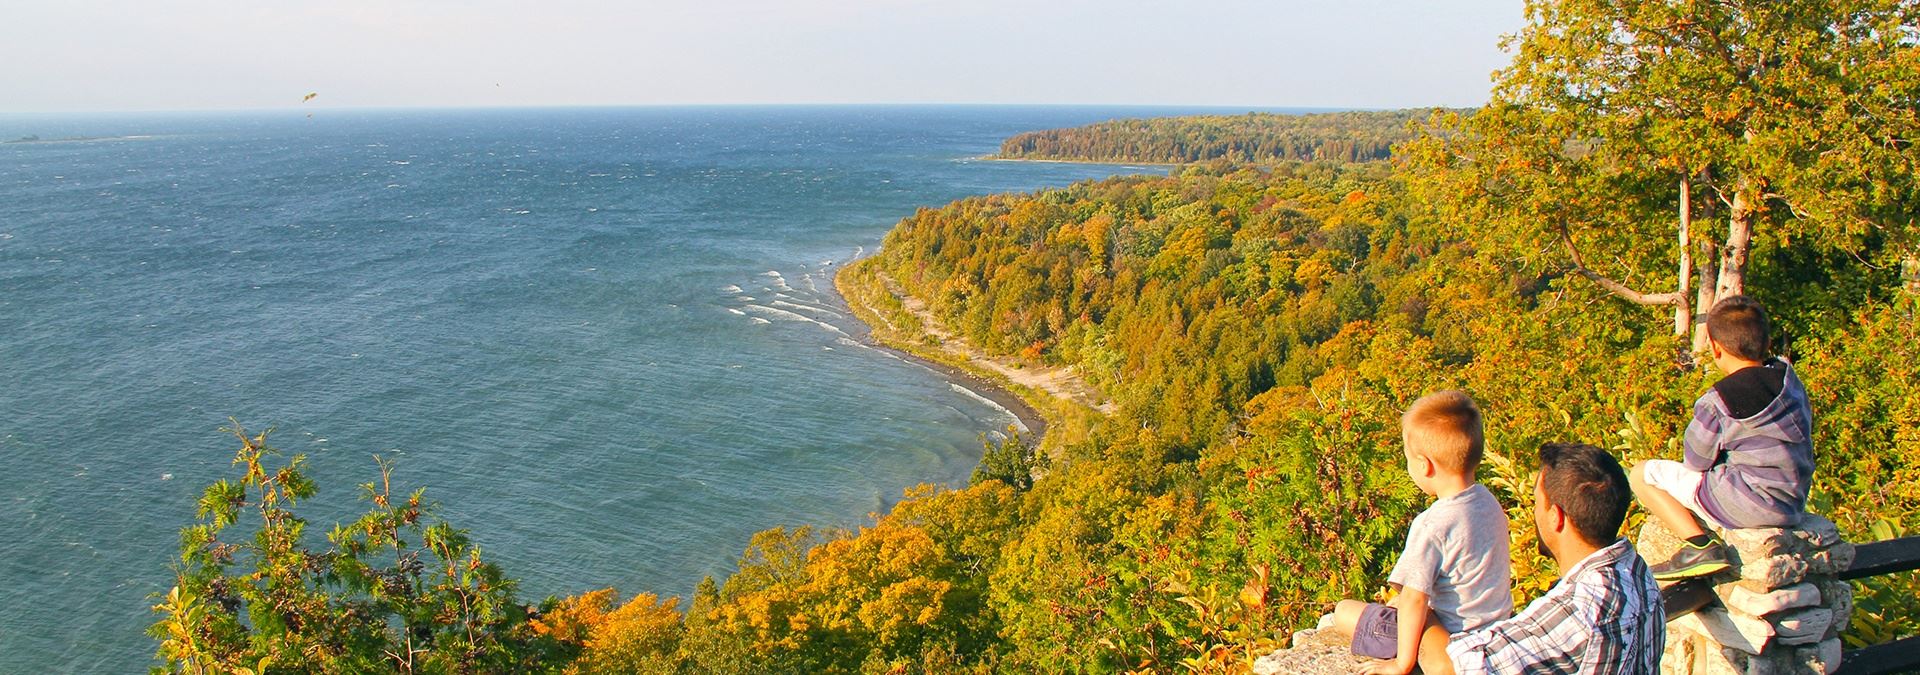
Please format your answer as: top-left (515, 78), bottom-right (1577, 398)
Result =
top-left (1630, 295), bottom-right (1816, 581)
top-left (1330, 390), bottom-right (1512, 675)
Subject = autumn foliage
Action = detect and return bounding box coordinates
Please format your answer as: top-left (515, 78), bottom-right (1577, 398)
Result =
top-left (156, 1), bottom-right (1919, 672)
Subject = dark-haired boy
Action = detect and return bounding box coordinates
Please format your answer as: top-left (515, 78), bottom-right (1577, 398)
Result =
top-left (1436, 443), bottom-right (1665, 675)
top-left (1329, 391), bottom-right (1512, 675)
top-left (1629, 295), bottom-right (1816, 580)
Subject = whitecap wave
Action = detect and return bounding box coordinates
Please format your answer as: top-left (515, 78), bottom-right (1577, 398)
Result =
top-left (772, 299), bottom-right (843, 319)
top-left (720, 284), bottom-right (743, 294)
top-left (726, 308), bottom-right (746, 315)
top-left (949, 383), bottom-right (1028, 433)
top-left (749, 317), bottom-right (772, 325)
top-left (741, 304), bottom-right (847, 335)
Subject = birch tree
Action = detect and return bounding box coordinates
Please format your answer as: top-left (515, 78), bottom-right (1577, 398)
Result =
top-left (1407, 0), bottom-right (1920, 350)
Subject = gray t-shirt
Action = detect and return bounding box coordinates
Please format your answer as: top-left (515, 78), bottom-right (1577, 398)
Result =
top-left (1387, 482), bottom-right (1513, 632)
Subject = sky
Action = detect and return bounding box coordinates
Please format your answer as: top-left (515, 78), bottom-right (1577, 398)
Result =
top-left (1, 0), bottom-right (1524, 113)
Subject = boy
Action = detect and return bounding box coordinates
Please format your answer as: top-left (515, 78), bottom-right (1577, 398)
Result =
top-left (1331, 390), bottom-right (1513, 675)
top-left (1630, 295), bottom-right (1815, 581)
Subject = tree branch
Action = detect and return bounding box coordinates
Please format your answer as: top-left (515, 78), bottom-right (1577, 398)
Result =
top-left (1561, 229), bottom-right (1682, 306)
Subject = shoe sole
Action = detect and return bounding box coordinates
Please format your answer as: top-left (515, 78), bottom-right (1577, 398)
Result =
top-left (1652, 560), bottom-right (1732, 581)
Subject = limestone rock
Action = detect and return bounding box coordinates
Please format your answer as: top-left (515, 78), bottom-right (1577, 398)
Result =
top-left (1671, 606), bottom-right (1775, 655)
top-left (1791, 515), bottom-right (1841, 549)
top-left (1731, 638), bottom-right (1845, 675)
top-left (1739, 554), bottom-right (1809, 591)
top-left (1742, 652), bottom-right (1802, 675)
top-left (1804, 543), bottom-right (1855, 576)
top-left (1815, 579), bottom-right (1853, 640)
top-left (1800, 638), bottom-right (1842, 675)
top-left (1770, 608), bottom-right (1834, 646)
top-left (1722, 527), bottom-right (1807, 559)
top-left (1724, 583), bottom-right (1820, 617)
top-left (1608, 511), bottom-right (1855, 673)
top-left (1744, 651), bottom-right (1808, 675)
top-left (1250, 628), bottom-right (1371, 675)
top-left (1707, 645), bottom-right (1753, 675)
top-left (1663, 634), bottom-right (1698, 675)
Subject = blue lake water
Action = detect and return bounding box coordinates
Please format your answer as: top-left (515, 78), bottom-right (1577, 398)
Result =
top-left (0, 105), bottom-right (1294, 671)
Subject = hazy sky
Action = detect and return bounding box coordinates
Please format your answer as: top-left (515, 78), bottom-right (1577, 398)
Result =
top-left (2, 0), bottom-right (1523, 113)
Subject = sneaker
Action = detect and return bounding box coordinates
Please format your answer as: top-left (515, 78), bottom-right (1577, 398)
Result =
top-left (1651, 539), bottom-right (1734, 581)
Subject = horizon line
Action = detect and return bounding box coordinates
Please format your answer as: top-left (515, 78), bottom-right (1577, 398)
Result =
top-left (0, 101), bottom-right (1470, 117)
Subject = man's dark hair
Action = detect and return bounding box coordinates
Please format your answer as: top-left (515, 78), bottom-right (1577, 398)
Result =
top-left (1707, 295), bottom-right (1771, 361)
top-left (1537, 443), bottom-right (1631, 546)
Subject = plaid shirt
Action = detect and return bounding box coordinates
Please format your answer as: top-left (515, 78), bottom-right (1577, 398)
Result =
top-left (1446, 539), bottom-right (1665, 674)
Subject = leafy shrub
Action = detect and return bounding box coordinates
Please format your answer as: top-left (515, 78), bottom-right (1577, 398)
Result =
top-left (150, 424), bottom-right (568, 674)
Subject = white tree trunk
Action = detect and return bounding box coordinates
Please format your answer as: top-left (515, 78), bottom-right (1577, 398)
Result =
top-left (1674, 175), bottom-right (1694, 338)
top-left (1694, 237), bottom-right (1719, 354)
top-left (1716, 187), bottom-right (1753, 300)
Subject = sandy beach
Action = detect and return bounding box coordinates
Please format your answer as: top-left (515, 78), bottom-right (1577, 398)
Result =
top-left (821, 271), bottom-right (1051, 441)
top-left (831, 259), bottom-right (1119, 448)
top-left (974, 155), bottom-right (1181, 168)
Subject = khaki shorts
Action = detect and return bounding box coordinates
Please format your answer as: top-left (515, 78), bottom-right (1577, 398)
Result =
top-left (1643, 459), bottom-right (1731, 529)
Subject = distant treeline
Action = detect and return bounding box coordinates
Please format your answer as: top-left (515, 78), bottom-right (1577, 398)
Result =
top-left (994, 109), bottom-right (1459, 164)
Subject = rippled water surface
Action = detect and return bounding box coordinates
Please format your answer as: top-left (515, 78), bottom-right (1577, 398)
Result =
top-left (0, 105), bottom-right (1281, 670)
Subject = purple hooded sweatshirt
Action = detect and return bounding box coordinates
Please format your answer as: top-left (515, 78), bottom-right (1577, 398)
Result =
top-left (1684, 357), bottom-right (1816, 528)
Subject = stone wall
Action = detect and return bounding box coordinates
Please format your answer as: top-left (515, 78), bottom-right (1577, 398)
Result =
top-left (1247, 515), bottom-right (1856, 674)
top-left (1638, 514), bottom-right (1855, 675)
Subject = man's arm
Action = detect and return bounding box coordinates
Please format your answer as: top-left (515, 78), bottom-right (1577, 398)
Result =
top-left (1445, 589), bottom-right (1588, 675)
top-left (1362, 588), bottom-right (1431, 675)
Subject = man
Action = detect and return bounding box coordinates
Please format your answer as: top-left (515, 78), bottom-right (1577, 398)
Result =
top-left (1421, 442), bottom-right (1666, 675)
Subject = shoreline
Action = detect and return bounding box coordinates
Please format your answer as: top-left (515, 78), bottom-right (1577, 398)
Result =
top-left (974, 155), bottom-right (1182, 168)
top-left (818, 266), bottom-right (1050, 443)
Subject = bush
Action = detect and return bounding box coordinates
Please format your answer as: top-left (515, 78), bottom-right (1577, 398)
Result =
top-left (150, 424), bottom-right (569, 674)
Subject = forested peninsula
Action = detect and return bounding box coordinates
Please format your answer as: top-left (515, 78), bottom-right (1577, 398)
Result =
top-left (992, 109), bottom-right (1448, 165)
top-left (152, 2), bottom-right (1919, 673)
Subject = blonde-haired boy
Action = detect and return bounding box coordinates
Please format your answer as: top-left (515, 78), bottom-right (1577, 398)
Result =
top-left (1330, 390), bottom-right (1513, 675)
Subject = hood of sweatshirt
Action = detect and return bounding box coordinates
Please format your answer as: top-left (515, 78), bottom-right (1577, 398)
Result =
top-left (1728, 357), bottom-right (1813, 446)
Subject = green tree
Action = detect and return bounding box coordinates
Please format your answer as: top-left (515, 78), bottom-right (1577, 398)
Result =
top-left (150, 424), bottom-right (566, 674)
top-left (970, 430), bottom-right (1041, 491)
top-left (1408, 0), bottom-right (1920, 349)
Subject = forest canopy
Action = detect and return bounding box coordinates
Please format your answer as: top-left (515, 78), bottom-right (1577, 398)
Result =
top-left (993, 109), bottom-right (1457, 165)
